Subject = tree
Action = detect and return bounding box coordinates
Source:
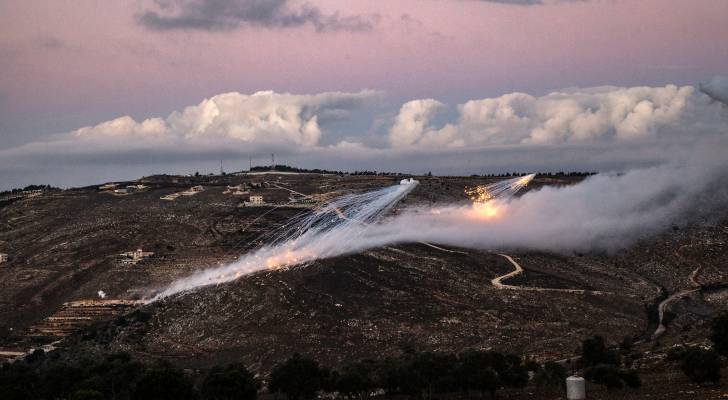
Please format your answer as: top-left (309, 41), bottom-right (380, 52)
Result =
top-left (679, 348), bottom-right (722, 384)
top-left (406, 351), bottom-right (459, 398)
top-left (268, 354), bottom-right (330, 400)
top-left (581, 336), bottom-right (619, 367)
top-left (620, 369), bottom-right (641, 388)
top-left (533, 362), bottom-right (567, 391)
top-left (88, 352), bottom-right (145, 400)
top-left (334, 360), bottom-right (377, 400)
top-left (455, 350), bottom-right (527, 398)
top-left (584, 365), bottom-right (624, 390)
top-left (0, 363), bottom-right (38, 400)
top-left (201, 363), bottom-right (259, 400)
top-left (584, 364), bottom-right (640, 390)
top-left (133, 362), bottom-right (196, 400)
top-left (710, 311), bottom-right (728, 357)
top-left (470, 367), bottom-right (500, 398)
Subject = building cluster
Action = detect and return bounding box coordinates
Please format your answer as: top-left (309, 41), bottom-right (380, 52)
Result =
top-left (0, 189), bottom-right (44, 202)
top-left (118, 248), bottom-right (154, 266)
top-left (223, 184), bottom-right (250, 196)
top-left (244, 195), bottom-right (266, 206)
top-left (160, 185), bottom-right (205, 201)
top-left (99, 183), bottom-right (148, 195)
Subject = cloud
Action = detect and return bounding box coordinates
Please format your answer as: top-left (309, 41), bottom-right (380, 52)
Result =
top-left (72, 90), bottom-right (379, 147)
top-left (137, 0), bottom-right (378, 32)
top-left (389, 99), bottom-right (445, 147)
top-left (700, 75), bottom-right (728, 106)
top-left (389, 85), bottom-right (718, 148)
top-left (0, 81), bottom-right (726, 190)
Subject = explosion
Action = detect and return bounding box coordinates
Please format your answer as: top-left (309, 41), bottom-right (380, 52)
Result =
top-left (465, 174), bottom-right (535, 220)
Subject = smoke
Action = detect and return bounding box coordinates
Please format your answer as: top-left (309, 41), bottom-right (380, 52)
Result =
top-left (360, 163), bottom-right (727, 253)
top-left (152, 144), bottom-right (728, 301)
top-left (153, 179), bottom-right (419, 300)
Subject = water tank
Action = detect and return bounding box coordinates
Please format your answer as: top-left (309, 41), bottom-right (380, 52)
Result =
top-left (566, 376), bottom-right (585, 400)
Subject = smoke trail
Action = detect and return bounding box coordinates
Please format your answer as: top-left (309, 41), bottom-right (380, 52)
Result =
top-left (153, 155), bottom-right (727, 301)
top-left (152, 179), bottom-right (419, 300)
top-left (350, 162), bottom-right (728, 253)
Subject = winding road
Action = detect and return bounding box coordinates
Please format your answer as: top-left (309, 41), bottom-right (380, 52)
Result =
top-left (652, 244), bottom-right (703, 339)
top-left (492, 253), bottom-right (608, 295)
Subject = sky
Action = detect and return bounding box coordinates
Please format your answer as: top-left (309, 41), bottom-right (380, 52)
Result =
top-left (1, 0), bottom-right (727, 189)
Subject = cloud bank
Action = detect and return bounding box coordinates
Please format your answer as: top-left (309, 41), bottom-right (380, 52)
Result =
top-left (137, 0), bottom-right (377, 32)
top-left (72, 90), bottom-right (378, 148)
top-left (388, 85), bottom-right (708, 147)
top-left (0, 80), bottom-right (726, 189)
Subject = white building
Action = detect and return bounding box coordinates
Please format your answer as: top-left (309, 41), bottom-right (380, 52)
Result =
top-left (249, 195), bottom-right (264, 205)
top-left (0, 253), bottom-right (8, 264)
top-left (181, 185), bottom-right (205, 196)
top-left (119, 249), bottom-right (154, 265)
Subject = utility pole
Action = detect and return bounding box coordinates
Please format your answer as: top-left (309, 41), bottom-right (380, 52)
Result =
top-left (271, 153), bottom-right (275, 170)
top-left (249, 156), bottom-right (252, 171)
top-left (220, 160), bottom-right (224, 175)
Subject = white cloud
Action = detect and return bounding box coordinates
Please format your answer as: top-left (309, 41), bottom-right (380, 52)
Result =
top-left (0, 81), bottom-right (726, 189)
top-left (389, 84), bottom-right (713, 148)
top-left (388, 99), bottom-right (445, 147)
top-left (73, 90), bottom-right (379, 147)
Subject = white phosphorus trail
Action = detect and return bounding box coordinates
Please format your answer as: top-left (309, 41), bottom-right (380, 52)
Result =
top-left (153, 178), bottom-right (420, 300)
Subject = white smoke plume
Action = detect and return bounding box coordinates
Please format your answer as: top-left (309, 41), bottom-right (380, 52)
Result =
top-left (153, 179), bottom-right (419, 300)
top-left (152, 141), bottom-right (728, 301)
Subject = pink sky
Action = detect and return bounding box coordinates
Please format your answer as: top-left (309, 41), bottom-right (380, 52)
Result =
top-left (1, 0), bottom-right (727, 144)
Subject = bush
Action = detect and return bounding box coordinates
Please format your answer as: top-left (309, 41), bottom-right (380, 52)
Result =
top-left (710, 312), bottom-right (728, 357)
top-left (620, 369), bottom-right (641, 388)
top-left (584, 364), bottom-right (640, 390)
top-left (679, 348), bottom-right (722, 384)
top-left (455, 350), bottom-right (527, 398)
top-left (584, 365), bottom-right (624, 390)
top-left (133, 362), bottom-right (196, 400)
top-left (201, 363), bottom-right (259, 400)
top-left (533, 362), bottom-right (567, 390)
top-left (0, 363), bottom-right (38, 400)
top-left (581, 336), bottom-right (619, 367)
top-left (268, 354), bottom-right (331, 400)
top-left (334, 360), bottom-right (377, 400)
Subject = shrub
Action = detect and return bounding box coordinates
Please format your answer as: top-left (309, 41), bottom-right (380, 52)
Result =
top-left (335, 360), bottom-right (379, 400)
top-left (201, 363), bottom-right (259, 400)
top-left (710, 312), bottom-right (728, 357)
top-left (533, 362), bottom-right (567, 390)
top-left (133, 362), bottom-right (196, 400)
top-left (268, 354), bottom-right (330, 400)
top-left (581, 336), bottom-right (619, 367)
top-left (679, 348), bottom-right (722, 384)
top-left (584, 364), bottom-right (640, 390)
top-left (584, 364), bottom-right (624, 390)
top-left (619, 369), bottom-right (641, 388)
